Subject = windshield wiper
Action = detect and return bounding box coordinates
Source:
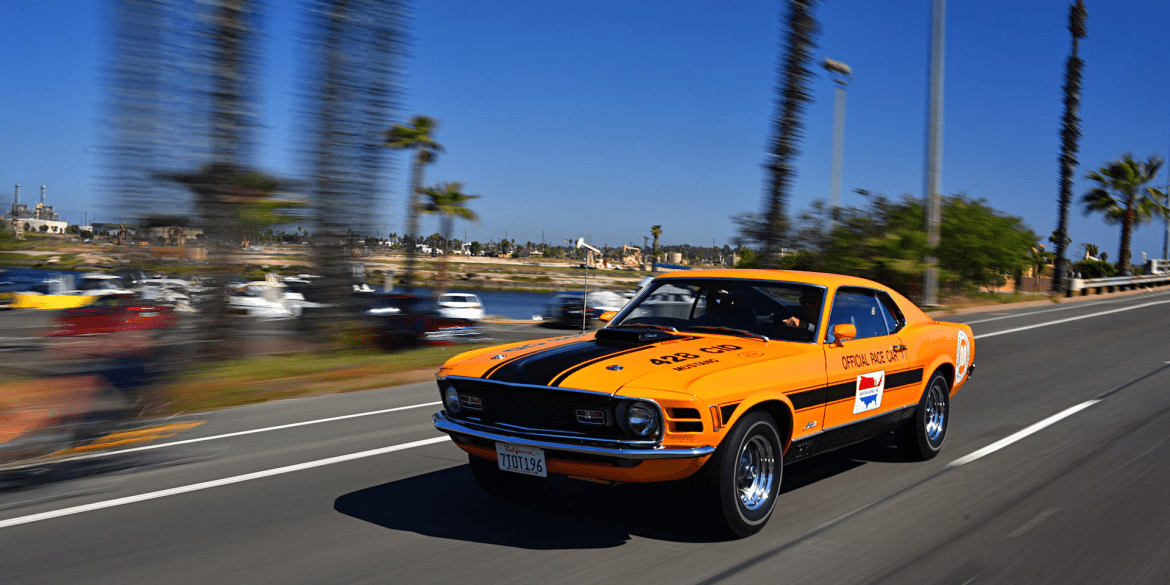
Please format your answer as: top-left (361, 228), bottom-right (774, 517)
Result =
top-left (688, 326), bottom-right (769, 343)
top-left (609, 323), bottom-right (679, 333)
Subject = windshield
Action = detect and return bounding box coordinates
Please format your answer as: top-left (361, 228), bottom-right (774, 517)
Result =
top-left (609, 279), bottom-right (825, 342)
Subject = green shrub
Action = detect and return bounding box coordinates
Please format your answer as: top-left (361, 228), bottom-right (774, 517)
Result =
top-left (1073, 259), bottom-right (1117, 279)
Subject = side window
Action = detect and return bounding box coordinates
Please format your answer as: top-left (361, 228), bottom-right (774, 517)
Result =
top-left (876, 292), bottom-right (904, 334)
top-left (827, 290), bottom-right (890, 341)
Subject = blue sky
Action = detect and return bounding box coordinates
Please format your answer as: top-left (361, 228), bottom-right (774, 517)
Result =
top-left (4, 0), bottom-right (1170, 260)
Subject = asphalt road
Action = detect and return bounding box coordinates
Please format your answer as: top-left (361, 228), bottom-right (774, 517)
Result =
top-left (3, 290), bottom-right (1170, 584)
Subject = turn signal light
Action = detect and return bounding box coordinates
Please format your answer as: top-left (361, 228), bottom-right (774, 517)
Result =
top-left (710, 405), bottom-right (722, 432)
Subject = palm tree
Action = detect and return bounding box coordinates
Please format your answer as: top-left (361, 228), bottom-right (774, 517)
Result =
top-left (422, 182), bottom-right (480, 294)
top-left (1081, 242), bottom-right (1099, 259)
top-left (1082, 154), bottom-right (1168, 274)
top-left (650, 225), bottom-right (662, 272)
top-left (762, 0), bottom-right (818, 267)
top-left (385, 115), bottom-right (443, 288)
top-left (1052, 0), bottom-right (1088, 292)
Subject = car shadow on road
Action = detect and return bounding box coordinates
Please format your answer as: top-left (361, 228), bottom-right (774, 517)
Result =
top-left (335, 465), bottom-right (733, 548)
top-left (335, 438), bottom-right (908, 549)
top-left (782, 434), bottom-right (909, 493)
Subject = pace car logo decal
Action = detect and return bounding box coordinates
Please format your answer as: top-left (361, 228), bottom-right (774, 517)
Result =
top-left (956, 330), bottom-right (970, 383)
top-left (853, 370), bottom-right (885, 415)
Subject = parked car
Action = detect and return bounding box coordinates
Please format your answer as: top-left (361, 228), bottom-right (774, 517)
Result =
top-left (432, 269), bottom-right (974, 537)
top-left (365, 293), bottom-right (482, 348)
top-left (43, 294), bottom-right (178, 340)
top-left (544, 290), bottom-right (627, 328)
top-left (436, 293), bottom-right (486, 321)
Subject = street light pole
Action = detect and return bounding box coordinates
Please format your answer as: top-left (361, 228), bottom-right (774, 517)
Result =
top-left (823, 58), bottom-right (852, 221)
top-left (922, 0), bottom-right (946, 306)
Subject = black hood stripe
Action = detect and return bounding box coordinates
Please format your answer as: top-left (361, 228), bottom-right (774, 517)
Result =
top-left (546, 345), bottom-right (654, 387)
top-left (480, 338), bottom-right (576, 378)
top-left (548, 335), bottom-right (701, 387)
top-left (486, 336), bottom-right (703, 387)
top-left (485, 340), bottom-right (644, 386)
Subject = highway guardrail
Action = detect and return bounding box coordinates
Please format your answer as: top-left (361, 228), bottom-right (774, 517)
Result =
top-left (1067, 273), bottom-right (1170, 296)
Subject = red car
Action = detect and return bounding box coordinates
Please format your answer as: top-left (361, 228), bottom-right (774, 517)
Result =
top-left (43, 294), bottom-right (178, 359)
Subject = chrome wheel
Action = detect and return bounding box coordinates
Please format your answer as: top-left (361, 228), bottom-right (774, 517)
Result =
top-left (897, 372), bottom-right (950, 460)
top-left (924, 379), bottom-right (948, 444)
top-left (736, 435), bottom-right (775, 511)
top-left (702, 412), bottom-right (783, 538)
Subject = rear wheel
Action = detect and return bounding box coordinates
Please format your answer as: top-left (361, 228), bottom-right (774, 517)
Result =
top-left (897, 372), bottom-right (950, 460)
top-left (700, 412), bottom-right (783, 538)
top-left (467, 453), bottom-right (547, 499)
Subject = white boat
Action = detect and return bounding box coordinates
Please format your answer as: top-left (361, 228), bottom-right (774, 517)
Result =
top-left (136, 278), bottom-right (201, 311)
top-left (436, 293), bottom-right (486, 321)
top-left (226, 277), bottom-right (330, 318)
top-left (74, 274), bottom-right (135, 296)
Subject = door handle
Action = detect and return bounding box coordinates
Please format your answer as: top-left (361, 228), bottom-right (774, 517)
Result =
top-left (892, 345), bottom-right (907, 352)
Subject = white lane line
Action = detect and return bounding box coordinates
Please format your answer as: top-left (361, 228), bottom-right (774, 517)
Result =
top-left (974, 300), bottom-right (1170, 339)
top-left (962, 299), bottom-right (1124, 325)
top-left (68, 401), bottom-right (442, 461)
top-left (953, 290), bottom-right (1170, 325)
top-left (1006, 507), bottom-right (1060, 538)
top-left (948, 400), bottom-right (1099, 468)
top-left (0, 435), bottom-right (452, 530)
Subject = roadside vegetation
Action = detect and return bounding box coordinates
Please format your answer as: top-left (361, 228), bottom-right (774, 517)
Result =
top-left (736, 192), bottom-right (1039, 302)
top-left (158, 343), bottom-right (490, 413)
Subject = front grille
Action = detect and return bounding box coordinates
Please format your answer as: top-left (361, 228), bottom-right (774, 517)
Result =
top-left (446, 378), bottom-right (627, 440)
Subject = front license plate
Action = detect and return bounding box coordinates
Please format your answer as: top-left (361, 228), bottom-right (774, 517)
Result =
top-left (495, 443), bottom-right (547, 477)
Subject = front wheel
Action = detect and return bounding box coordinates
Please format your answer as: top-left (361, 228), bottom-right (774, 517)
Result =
top-left (896, 372), bottom-right (950, 460)
top-left (700, 412), bottom-right (783, 538)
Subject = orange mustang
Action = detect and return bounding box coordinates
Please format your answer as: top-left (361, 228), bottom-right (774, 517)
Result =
top-left (433, 270), bottom-right (974, 537)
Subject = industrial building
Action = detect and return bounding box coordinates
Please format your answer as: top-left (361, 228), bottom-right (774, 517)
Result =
top-left (5, 184), bottom-right (68, 233)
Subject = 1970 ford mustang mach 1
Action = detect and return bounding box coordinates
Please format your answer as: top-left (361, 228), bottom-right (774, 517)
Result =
top-left (432, 269), bottom-right (974, 537)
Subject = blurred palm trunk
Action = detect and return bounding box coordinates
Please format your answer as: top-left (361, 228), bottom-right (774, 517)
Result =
top-left (307, 0), bottom-right (407, 338)
top-left (762, 0), bottom-right (818, 267)
top-left (1052, 1), bottom-right (1087, 292)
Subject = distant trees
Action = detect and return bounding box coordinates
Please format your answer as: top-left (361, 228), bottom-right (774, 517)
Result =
top-left (386, 115), bottom-right (443, 289)
top-left (422, 181), bottom-right (480, 293)
top-left (1081, 154), bottom-right (1168, 275)
top-left (758, 193), bottom-right (1038, 296)
top-left (650, 225), bottom-right (662, 271)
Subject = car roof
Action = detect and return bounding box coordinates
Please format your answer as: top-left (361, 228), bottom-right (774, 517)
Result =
top-left (653, 269), bottom-right (893, 292)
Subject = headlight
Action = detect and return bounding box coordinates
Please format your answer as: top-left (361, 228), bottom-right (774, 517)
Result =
top-left (443, 385), bottom-right (461, 413)
top-left (624, 401), bottom-right (660, 437)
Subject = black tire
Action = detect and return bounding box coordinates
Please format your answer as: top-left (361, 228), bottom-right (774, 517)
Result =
top-left (699, 412), bottom-right (783, 538)
top-left (897, 372), bottom-right (950, 460)
top-left (467, 453), bottom-right (548, 500)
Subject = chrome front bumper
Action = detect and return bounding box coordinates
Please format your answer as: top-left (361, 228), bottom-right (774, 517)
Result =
top-left (432, 411), bottom-right (715, 460)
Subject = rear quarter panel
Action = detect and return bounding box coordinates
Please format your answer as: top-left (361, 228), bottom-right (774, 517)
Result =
top-left (900, 320), bottom-right (974, 396)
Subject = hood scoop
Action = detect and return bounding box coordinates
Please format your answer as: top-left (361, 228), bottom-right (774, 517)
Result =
top-left (594, 326), bottom-right (683, 346)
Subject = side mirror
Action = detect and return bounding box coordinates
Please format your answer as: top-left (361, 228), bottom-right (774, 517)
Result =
top-left (599, 311), bottom-right (616, 323)
top-left (831, 323), bottom-right (857, 346)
